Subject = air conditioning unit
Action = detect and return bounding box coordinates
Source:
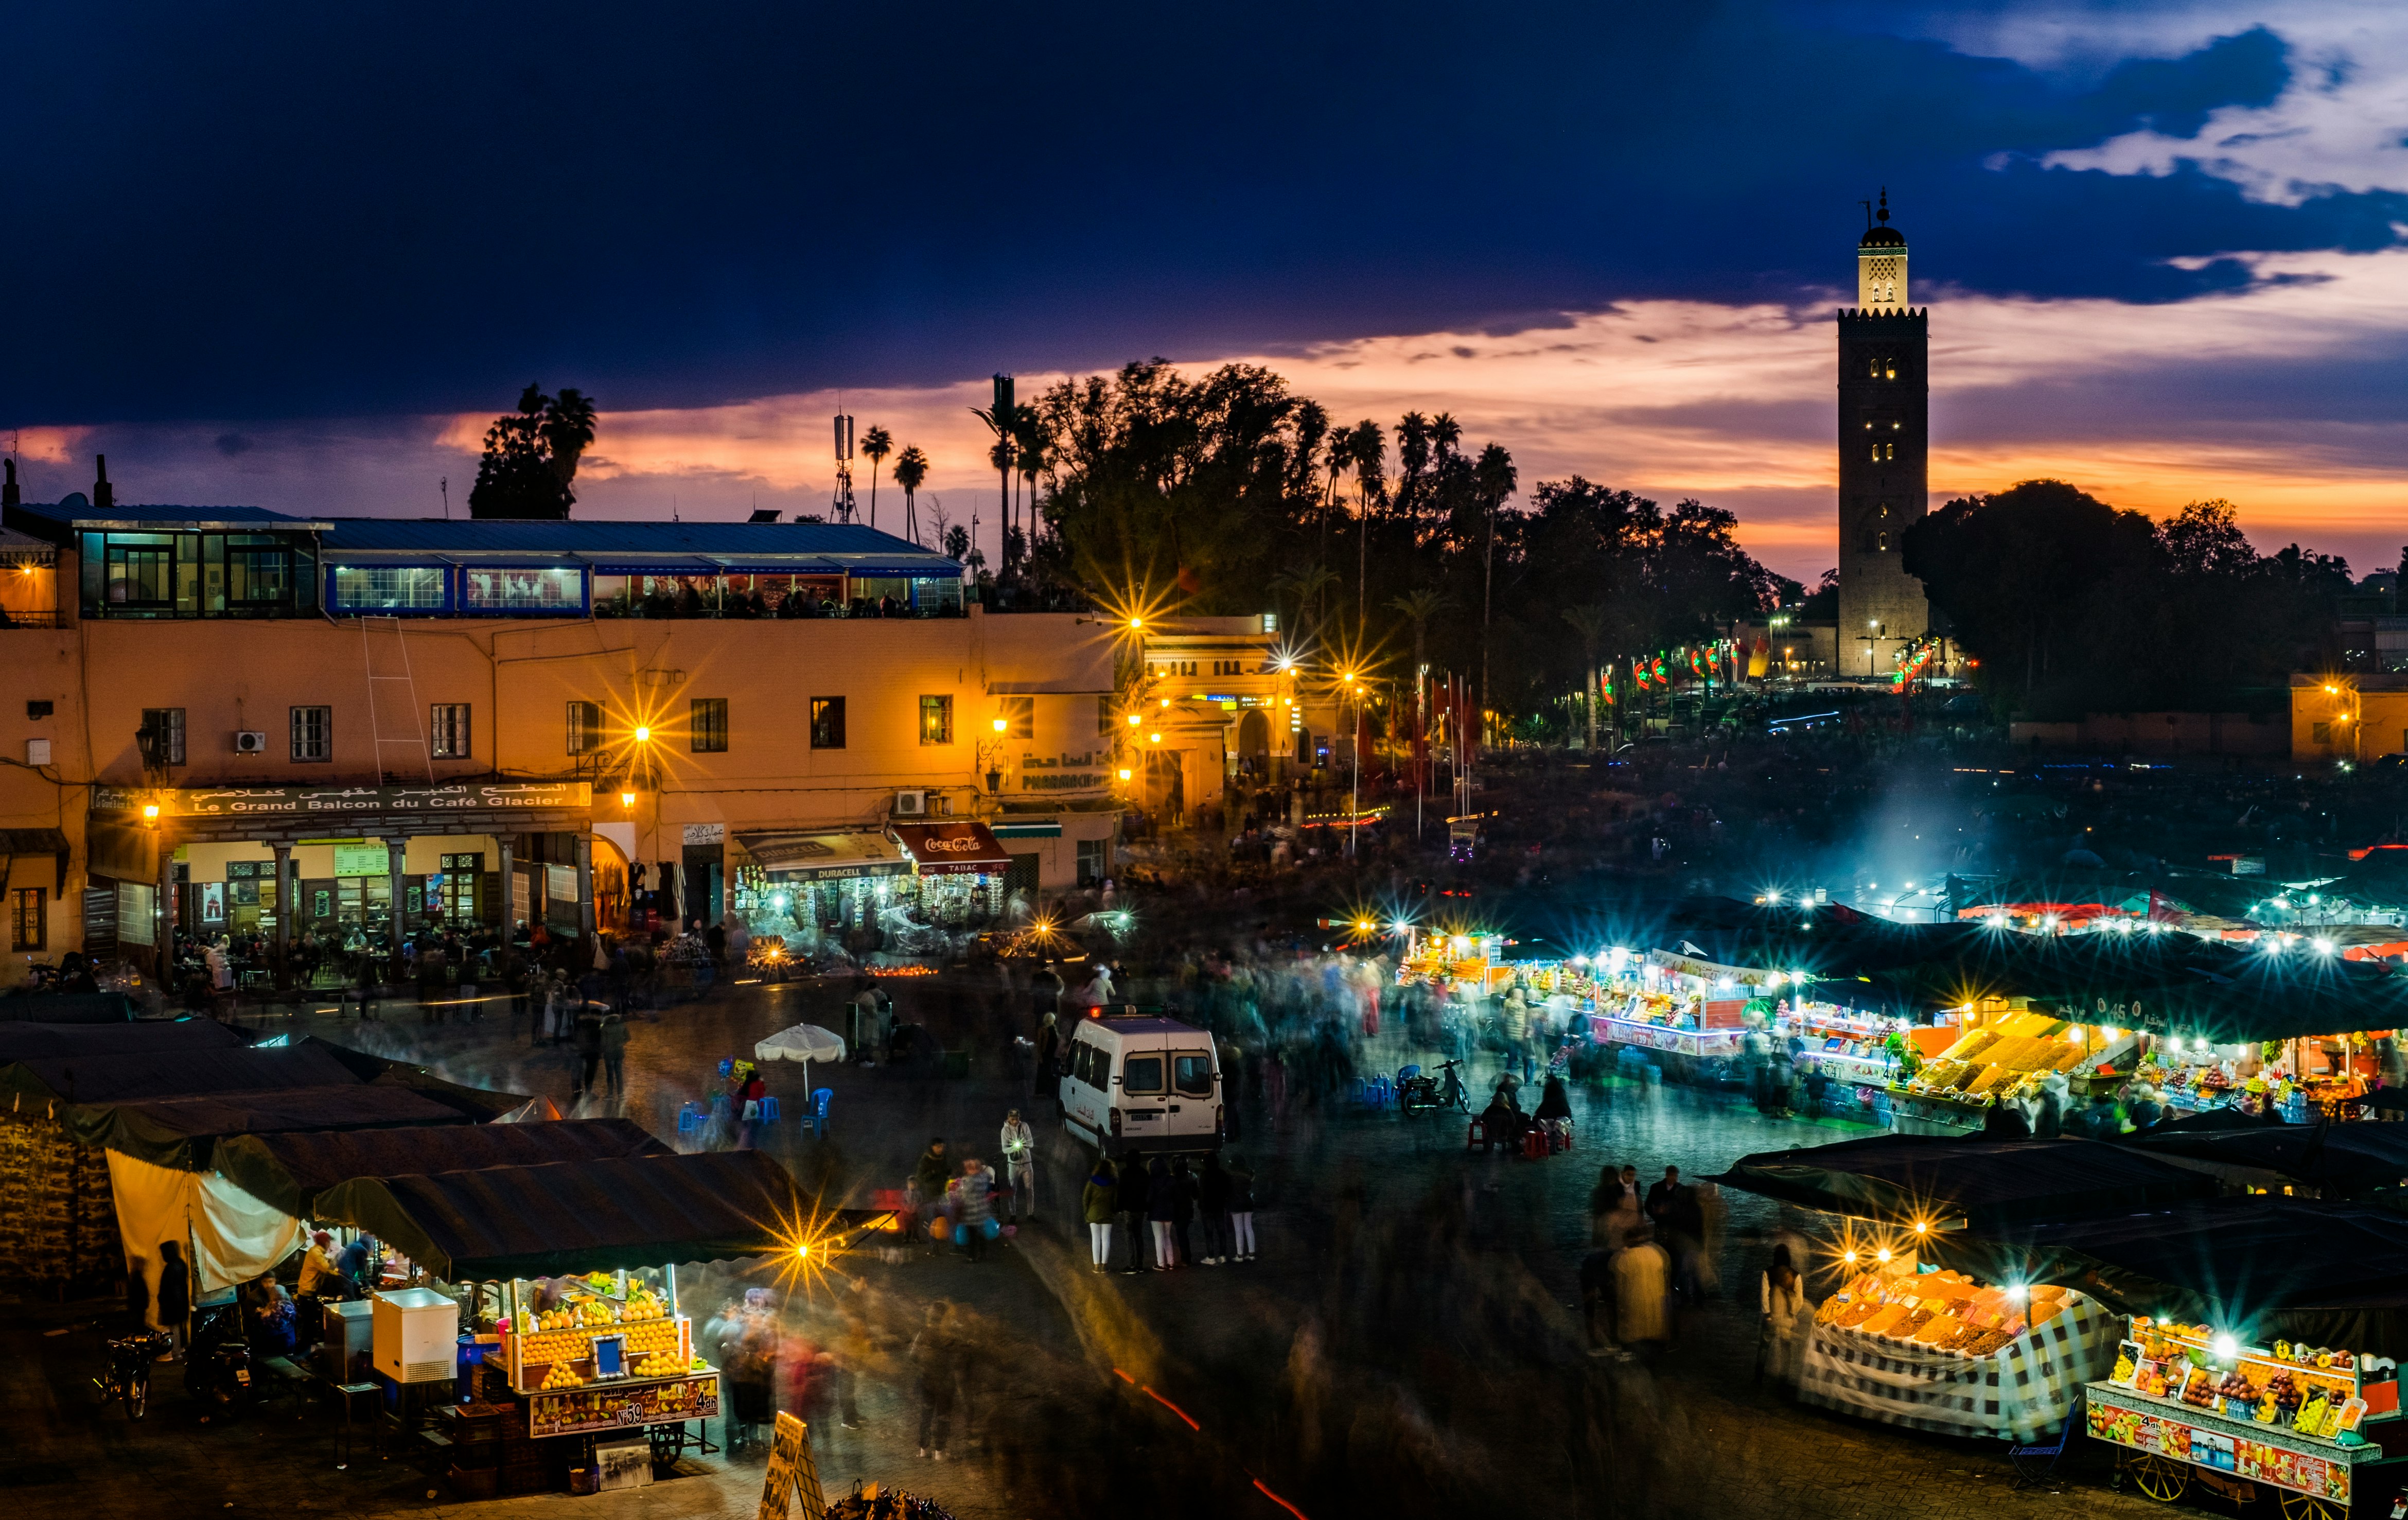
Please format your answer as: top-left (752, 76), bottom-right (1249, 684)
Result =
top-left (234, 730), bottom-right (268, 754)
top-left (893, 790), bottom-right (927, 817)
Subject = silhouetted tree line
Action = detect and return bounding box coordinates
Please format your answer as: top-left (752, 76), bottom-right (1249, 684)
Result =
top-left (1019, 359), bottom-right (1788, 719)
top-left (1904, 479), bottom-right (2353, 717)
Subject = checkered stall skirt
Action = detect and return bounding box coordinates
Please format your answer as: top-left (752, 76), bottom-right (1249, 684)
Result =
top-left (1799, 1291), bottom-right (2121, 1443)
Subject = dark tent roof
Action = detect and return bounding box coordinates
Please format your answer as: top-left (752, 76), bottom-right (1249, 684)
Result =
top-left (309, 1151), bottom-right (810, 1280)
top-left (216, 1119), bottom-right (669, 1218)
top-left (1935, 1198), bottom-right (2408, 1356)
top-left (2123, 1120), bottom-right (2408, 1198)
top-left (68, 1085), bottom-right (478, 1169)
top-left (0, 1043), bottom-right (360, 1105)
top-left (2146, 1104), bottom-right (2283, 1134)
top-left (307, 1042), bottom-right (541, 1123)
top-left (0, 993), bottom-right (138, 1024)
top-left (0, 1019), bottom-right (244, 1061)
top-left (1712, 1133), bottom-right (2216, 1233)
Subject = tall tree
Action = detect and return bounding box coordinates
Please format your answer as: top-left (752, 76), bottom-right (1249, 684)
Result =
top-left (468, 383), bottom-right (596, 520)
top-left (893, 445), bottom-right (930, 544)
top-left (859, 426), bottom-right (893, 531)
top-left (1560, 603), bottom-right (1610, 751)
top-left (970, 402), bottom-right (1019, 577)
top-left (1346, 420), bottom-right (1385, 634)
top-left (1472, 442), bottom-right (1518, 738)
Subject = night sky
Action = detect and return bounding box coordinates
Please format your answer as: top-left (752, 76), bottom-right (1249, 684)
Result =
top-left (7, 2), bottom-right (2404, 580)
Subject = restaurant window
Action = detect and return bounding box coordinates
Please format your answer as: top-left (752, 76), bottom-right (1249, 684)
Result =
top-left (332, 565), bottom-right (448, 612)
top-left (10, 887), bottom-right (44, 951)
top-left (460, 566), bottom-right (584, 614)
top-left (691, 697), bottom-right (729, 753)
top-left (430, 703), bottom-right (471, 759)
top-left (919, 695), bottom-right (953, 745)
top-left (567, 701), bottom-right (603, 755)
top-left (1000, 695), bottom-right (1034, 740)
top-left (139, 707), bottom-right (186, 767)
top-left (290, 705), bottom-right (332, 763)
top-left (810, 697), bottom-right (846, 750)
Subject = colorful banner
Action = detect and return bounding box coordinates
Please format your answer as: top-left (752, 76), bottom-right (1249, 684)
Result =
top-left (2087, 1387), bottom-right (2356, 1502)
top-left (529, 1372), bottom-right (720, 1438)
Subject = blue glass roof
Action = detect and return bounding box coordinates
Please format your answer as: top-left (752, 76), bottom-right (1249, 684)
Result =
top-left (5, 500), bottom-right (960, 575)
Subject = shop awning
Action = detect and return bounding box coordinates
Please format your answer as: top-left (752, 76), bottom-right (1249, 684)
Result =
top-left (0, 1043), bottom-right (363, 1106)
top-left (1932, 1198), bottom-right (2408, 1355)
top-left (216, 1117), bottom-right (669, 1218)
top-left (733, 830), bottom-right (910, 880)
top-left (71, 1084), bottom-right (476, 1169)
top-left (2120, 1119), bottom-right (2408, 1199)
top-left (1712, 1133), bottom-right (2216, 1234)
top-left (893, 820), bottom-right (1012, 876)
top-left (308, 1150), bottom-right (811, 1280)
top-left (0, 1019), bottom-right (240, 1060)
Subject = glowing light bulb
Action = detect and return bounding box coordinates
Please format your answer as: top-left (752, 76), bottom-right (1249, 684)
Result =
top-left (634, 726), bottom-right (651, 742)
top-left (993, 717), bottom-right (1008, 733)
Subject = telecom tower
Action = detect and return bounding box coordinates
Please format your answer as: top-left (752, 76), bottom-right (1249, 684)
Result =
top-left (832, 414), bottom-right (857, 523)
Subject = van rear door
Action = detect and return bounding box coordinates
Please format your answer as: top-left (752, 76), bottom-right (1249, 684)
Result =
top-left (1118, 1045), bottom-right (1168, 1133)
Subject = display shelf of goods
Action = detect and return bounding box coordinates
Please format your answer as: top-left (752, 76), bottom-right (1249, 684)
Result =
top-left (1892, 1012), bottom-right (2115, 1109)
top-left (2112, 1319), bottom-right (2399, 1436)
top-left (1803, 1268), bottom-right (2120, 1441)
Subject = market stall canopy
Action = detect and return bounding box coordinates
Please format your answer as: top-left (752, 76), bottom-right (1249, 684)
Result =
top-left (1934, 1198), bottom-right (2408, 1355)
top-left (0, 992), bottom-right (139, 1024)
top-left (755, 1024), bottom-right (846, 1065)
top-left (308, 1150), bottom-right (812, 1280)
top-left (1712, 1134), bottom-right (2216, 1233)
top-left (0, 1018), bottom-right (243, 1060)
top-left (892, 820), bottom-right (1011, 876)
top-left (1637, 897), bottom-right (1987, 1010)
top-left (0, 1042), bottom-right (361, 1106)
top-left (70, 1085), bottom-right (474, 1169)
top-left (216, 1117), bottom-right (668, 1219)
top-left (733, 829), bottom-right (909, 880)
top-left (2122, 1119), bottom-right (2408, 1198)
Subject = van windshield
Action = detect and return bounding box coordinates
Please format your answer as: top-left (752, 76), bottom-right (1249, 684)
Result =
top-left (1172, 1053), bottom-right (1213, 1097)
top-left (1121, 1055), bottom-right (1164, 1094)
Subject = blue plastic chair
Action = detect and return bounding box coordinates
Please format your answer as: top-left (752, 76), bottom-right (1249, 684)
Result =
top-left (1375, 1076), bottom-right (1396, 1108)
top-left (1398, 1063), bottom-right (1423, 1083)
top-left (676, 1103), bottom-right (704, 1134)
top-left (757, 1095), bottom-right (780, 1124)
top-left (807, 1088), bottom-right (833, 1138)
top-left (1350, 1078), bottom-right (1372, 1107)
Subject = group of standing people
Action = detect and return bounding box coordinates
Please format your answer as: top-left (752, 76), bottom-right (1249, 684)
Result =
top-left (1079, 1151), bottom-right (1255, 1273)
top-left (1581, 1162), bottom-right (1724, 1362)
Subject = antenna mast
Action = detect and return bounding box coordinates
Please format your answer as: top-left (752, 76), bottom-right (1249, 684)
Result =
top-left (832, 414), bottom-right (856, 523)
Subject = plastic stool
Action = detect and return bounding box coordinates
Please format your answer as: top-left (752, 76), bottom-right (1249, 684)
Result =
top-left (1465, 1117), bottom-right (1488, 1152)
top-left (757, 1095), bottom-right (780, 1124)
top-left (676, 1103), bottom-right (702, 1134)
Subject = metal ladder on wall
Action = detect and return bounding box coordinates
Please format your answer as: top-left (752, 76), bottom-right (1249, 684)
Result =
top-left (359, 616), bottom-right (434, 783)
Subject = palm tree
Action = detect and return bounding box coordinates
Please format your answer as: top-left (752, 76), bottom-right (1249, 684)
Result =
top-left (1472, 442), bottom-right (1518, 755)
top-left (1011, 410), bottom-right (1048, 551)
top-left (859, 426), bottom-right (892, 531)
top-left (1344, 420), bottom-right (1384, 634)
top-left (969, 403), bottom-right (1018, 577)
top-left (893, 445), bottom-right (930, 544)
top-left (1560, 603), bottom-right (1611, 753)
top-left (1271, 563), bottom-right (1341, 648)
top-left (1388, 587), bottom-right (1454, 801)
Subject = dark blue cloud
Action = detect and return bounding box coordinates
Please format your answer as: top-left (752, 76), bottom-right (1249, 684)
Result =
top-left (0, 4), bottom-right (2380, 424)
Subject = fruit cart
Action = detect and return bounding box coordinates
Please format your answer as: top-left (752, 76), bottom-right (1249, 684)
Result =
top-left (2088, 1317), bottom-right (2407, 1520)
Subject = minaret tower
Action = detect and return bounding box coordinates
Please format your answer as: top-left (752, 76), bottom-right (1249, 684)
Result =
top-left (1835, 189), bottom-right (1928, 677)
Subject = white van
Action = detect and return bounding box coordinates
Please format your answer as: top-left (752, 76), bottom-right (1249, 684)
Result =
top-left (1058, 1008), bottom-right (1225, 1156)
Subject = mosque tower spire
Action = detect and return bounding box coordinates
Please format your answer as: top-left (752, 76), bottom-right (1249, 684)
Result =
top-left (1835, 189), bottom-right (1929, 674)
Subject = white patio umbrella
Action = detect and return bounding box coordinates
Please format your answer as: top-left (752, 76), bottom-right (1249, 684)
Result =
top-left (754, 1022), bottom-right (847, 1089)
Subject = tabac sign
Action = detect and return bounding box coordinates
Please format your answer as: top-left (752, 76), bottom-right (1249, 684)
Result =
top-left (96, 781), bottom-right (592, 819)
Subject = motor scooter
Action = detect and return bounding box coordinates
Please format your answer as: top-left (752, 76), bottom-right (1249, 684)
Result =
top-left (184, 1303), bottom-right (256, 1416)
top-left (1397, 1058), bottom-right (1468, 1114)
top-left (93, 1327), bottom-right (172, 1419)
